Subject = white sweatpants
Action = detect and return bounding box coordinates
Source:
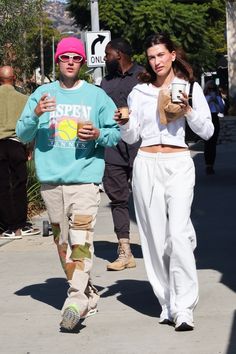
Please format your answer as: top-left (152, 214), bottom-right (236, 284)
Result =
top-left (132, 150), bottom-right (198, 320)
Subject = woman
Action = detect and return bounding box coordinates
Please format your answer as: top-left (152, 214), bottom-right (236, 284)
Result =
top-left (204, 80), bottom-right (225, 174)
top-left (115, 33), bottom-right (214, 331)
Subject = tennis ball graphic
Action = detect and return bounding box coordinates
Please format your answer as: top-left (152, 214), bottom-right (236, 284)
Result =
top-left (57, 119), bottom-right (77, 140)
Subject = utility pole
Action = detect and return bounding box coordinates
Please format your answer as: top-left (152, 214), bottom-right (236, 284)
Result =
top-left (52, 35), bottom-right (55, 81)
top-left (90, 0), bottom-right (102, 85)
top-left (40, 0), bottom-right (45, 85)
top-left (226, 0), bottom-right (236, 113)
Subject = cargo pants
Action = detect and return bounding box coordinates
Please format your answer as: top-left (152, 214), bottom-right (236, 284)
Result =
top-left (41, 183), bottom-right (100, 317)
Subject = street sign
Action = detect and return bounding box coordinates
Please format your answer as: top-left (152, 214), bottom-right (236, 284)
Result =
top-left (85, 31), bottom-right (111, 67)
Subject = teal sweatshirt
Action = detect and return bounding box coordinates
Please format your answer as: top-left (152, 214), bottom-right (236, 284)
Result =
top-left (16, 80), bottom-right (120, 184)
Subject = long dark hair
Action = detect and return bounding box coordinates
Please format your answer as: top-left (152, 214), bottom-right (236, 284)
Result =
top-left (139, 32), bottom-right (194, 83)
top-left (203, 80), bottom-right (219, 96)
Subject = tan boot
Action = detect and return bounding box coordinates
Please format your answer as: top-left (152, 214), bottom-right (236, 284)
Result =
top-left (107, 238), bottom-right (136, 271)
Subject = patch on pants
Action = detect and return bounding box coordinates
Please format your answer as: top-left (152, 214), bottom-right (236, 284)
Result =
top-left (65, 260), bottom-right (84, 280)
top-left (51, 223), bottom-right (61, 243)
top-left (71, 243), bottom-right (91, 260)
top-left (72, 214), bottom-right (93, 230)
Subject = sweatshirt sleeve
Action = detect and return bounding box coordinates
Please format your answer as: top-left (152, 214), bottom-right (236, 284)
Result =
top-left (16, 92), bottom-right (40, 143)
top-left (95, 93), bottom-right (121, 147)
top-left (185, 82), bottom-right (214, 141)
top-left (119, 89), bottom-right (141, 144)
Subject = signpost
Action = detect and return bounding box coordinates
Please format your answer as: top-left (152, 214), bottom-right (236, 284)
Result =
top-left (85, 31), bottom-right (111, 68)
top-left (226, 0), bottom-right (236, 113)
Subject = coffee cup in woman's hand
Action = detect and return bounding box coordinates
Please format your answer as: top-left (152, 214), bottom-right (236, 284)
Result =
top-left (114, 108), bottom-right (129, 125)
top-left (171, 83), bottom-right (187, 103)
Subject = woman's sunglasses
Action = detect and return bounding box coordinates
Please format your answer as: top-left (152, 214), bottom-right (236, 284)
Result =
top-left (58, 54), bottom-right (83, 63)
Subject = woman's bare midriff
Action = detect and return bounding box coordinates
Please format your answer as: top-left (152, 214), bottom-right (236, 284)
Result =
top-left (140, 145), bottom-right (188, 153)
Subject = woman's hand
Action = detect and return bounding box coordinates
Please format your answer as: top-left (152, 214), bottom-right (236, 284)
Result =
top-left (113, 109), bottom-right (129, 125)
top-left (179, 92), bottom-right (192, 114)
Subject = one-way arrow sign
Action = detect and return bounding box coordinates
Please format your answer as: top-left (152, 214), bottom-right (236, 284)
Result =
top-left (85, 31), bottom-right (111, 67)
top-left (91, 34), bottom-right (106, 55)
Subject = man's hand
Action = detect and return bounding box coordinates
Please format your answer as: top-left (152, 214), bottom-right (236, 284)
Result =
top-left (77, 123), bottom-right (100, 141)
top-left (34, 94), bottom-right (56, 117)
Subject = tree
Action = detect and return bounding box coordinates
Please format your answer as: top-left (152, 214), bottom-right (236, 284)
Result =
top-left (0, 0), bottom-right (61, 85)
top-left (0, 0), bottom-right (41, 75)
top-left (66, 0), bottom-right (91, 30)
top-left (130, 0), bottom-right (214, 75)
top-left (27, 18), bottom-right (61, 82)
top-left (67, 0), bottom-right (226, 77)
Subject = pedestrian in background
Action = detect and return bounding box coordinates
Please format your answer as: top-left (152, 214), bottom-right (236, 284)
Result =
top-left (115, 32), bottom-right (214, 331)
top-left (16, 37), bottom-right (120, 331)
top-left (204, 80), bottom-right (225, 175)
top-left (101, 38), bottom-right (144, 271)
top-left (0, 66), bottom-right (40, 240)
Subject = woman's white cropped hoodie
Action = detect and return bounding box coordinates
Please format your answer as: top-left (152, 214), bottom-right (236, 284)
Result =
top-left (120, 78), bottom-right (214, 148)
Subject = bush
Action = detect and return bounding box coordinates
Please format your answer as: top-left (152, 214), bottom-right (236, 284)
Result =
top-left (27, 159), bottom-right (45, 217)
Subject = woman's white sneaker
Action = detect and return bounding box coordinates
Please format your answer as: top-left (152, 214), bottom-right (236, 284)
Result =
top-left (175, 313), bottom-right (194, 331)
top-left (159, 306), bottom-right (174, 325)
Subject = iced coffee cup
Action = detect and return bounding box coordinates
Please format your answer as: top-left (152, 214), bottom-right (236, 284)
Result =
top-left (41, 89), bottom-right (56, 111)
top-left (171, 83), bottom-right (186, 103)
top-left (77, 119), bottom-right (92, 140)
top-left (77, 120), bottom-right (92, 131)
top-left (118, 106), bottom-right (129, 120)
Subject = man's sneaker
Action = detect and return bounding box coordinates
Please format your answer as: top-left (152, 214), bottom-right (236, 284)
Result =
top-left (175, 313), bottom-right (194, 332)
top-left (81, 307), bottom-right (98, 319)
top-left (107, 238), bottom-right (136, 271)
top-left (60, 304), bottom-right (81, 330)
top-left (20, 225), bottom-right (41, 236)
top-left (0, 230), bottom-right (22, 240)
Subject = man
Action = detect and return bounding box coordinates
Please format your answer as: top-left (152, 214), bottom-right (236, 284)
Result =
top-left (0, 66), bottom-right (40, 239)
top-left (101, 38), bottom-right (143, 271)
top-left (16, 37), bottom-right (120, 331)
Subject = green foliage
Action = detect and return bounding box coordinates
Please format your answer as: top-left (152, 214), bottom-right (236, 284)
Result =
top-left (27, 19), bottom-right (61, 81)
top-left (0, 0), bottom-right (61, 83)
top-left (0, 0), bottom-right (41, 73)
top-left (66, 0), bottom-right (90, 30)
top-left (26, 159), bottom-right (45, 217)
top-left (67, 0), bottom-right (226, 75)
top-left (204, 0), bottom-right (226, 56)
top-left (99, 0), bottom-right (137, 37)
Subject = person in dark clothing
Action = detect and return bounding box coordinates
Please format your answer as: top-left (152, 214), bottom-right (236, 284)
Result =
top-left (203, 80), bottom-right (225, 175)
top-left (0, 66), bottom-right (40, 239)
top-left (101, 38), bottom-right (144, 271)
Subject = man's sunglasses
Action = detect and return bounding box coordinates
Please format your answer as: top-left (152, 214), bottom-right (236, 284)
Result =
top-left (58, 54), bottom-right (83, 63)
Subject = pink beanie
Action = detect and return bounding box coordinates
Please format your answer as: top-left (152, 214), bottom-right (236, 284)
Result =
top-left (55, 37), bottom-right (86, 63)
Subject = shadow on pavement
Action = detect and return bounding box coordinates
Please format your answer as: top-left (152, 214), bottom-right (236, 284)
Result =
top-left (15, 278), bottom-right (68, 310)
top-left (15, 278), bottom-right (104, 310)
top-left (192, 147), bottom-right (236, 353)
top-left (101, 279), bottom-right (161, 318)
top-left (94, 240), bottom-right (143, 262)
top-left (192, 150), bottom-right (236, 293)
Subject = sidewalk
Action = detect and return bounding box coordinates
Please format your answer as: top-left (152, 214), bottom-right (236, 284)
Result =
top-left (0, 119), bottom-right (236, 354)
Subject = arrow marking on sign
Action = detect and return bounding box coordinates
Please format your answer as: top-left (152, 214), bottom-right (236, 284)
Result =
top-left (91, 35), bottom-right (106, 55)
